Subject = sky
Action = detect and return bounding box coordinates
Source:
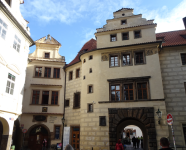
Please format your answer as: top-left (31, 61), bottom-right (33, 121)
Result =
top-left (20, 0), bottom-right (186, 64)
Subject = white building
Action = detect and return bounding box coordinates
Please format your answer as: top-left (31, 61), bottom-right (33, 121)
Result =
top-left (0, 0), bottom-right (34, 149)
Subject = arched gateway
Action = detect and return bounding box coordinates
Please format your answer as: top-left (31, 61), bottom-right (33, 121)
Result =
top-left (109, 107), bottom-right (157, 150)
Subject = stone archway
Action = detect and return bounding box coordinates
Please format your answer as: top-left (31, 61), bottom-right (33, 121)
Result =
top-left (109, 107), bottom-right (157, 150)
top-left (24, 124), bottom-right (51, 150)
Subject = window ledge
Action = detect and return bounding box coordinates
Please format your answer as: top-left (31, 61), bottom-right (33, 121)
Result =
top-left (33, 77), bottom-right (61, 79)
top-left (98, 99), bottom-right (165, 103)
top-left (30, 104), bottom-right (59, 106)
top-left (134, 63), bottom-right (146, 66)
top-left (73, 107), bottom-right (80, 109)
top-left (87, 111), bottom-right (93, 113)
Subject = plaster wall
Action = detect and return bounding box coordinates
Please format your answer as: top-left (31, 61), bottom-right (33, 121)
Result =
top-left (96, 28), bottom-right (156, 49)
top-left (160, 47), bottom-right (186, 147)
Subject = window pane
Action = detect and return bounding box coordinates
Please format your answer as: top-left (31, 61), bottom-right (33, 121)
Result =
top-left (11, 83), bottom-right (14, 89)
top-left (111, 86), bottom-right (115, 91)
top-left (135, 52), bottom-right (144, 64)
top-left (7, 81), bottom-right (10, 87)
top-left (181, 54), bottom-right (186, 65)
top-left (116, 91), bottom-right (120, 101)
top-left (6, 87), bottom-right (10, 93)
top-left (111, 91), bottom-right (115, 100)
top-left (55, 127), bottom-right (60, 139)
top-left (116, 85), bottom-right (120, 90)
top-left (10, 89), bottom-right (14, 95)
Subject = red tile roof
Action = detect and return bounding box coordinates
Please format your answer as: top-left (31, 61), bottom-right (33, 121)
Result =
top-left (65, 39), bottom-right (97, 68)
top-left (156, 30), bottom-right (186, 47)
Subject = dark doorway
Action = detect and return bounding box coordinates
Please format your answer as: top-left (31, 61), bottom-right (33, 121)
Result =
top-left (12, 119), bottom-right (22, 150)
top-left (28, 126), bottom-right (49, 150)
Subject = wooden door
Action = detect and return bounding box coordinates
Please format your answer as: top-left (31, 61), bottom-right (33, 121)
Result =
top-left (72, 127), bottom-right (80, 150)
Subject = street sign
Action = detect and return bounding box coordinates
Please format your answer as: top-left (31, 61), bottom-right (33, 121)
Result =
top-left (167, 113), bottom-right (173, 125)
top-left (21, 124), bottom-right (24, 129)
top-left (22, 129), bottom-right (27, 133)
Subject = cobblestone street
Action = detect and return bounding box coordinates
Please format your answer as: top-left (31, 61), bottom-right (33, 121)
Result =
top-left (125, 144), bottom-right (143, 150)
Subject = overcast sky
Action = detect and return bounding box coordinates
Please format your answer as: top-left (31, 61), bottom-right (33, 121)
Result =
top-left (21, 0), bottom-right (186, 63)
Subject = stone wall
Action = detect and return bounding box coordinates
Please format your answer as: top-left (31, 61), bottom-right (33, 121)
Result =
top-left (159, 47), bottom-right (186, 147)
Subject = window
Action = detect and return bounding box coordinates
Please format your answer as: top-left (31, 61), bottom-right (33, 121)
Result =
top-left (44, 68), bottom-right (51, 78)
top-left (5, 0), bottom-right (11, 6)
top-left (13, 35), bottom-right (21, 52)
top-left (32, 90), bottom-right (40, 104)
top-left (121, 20), bottom-right (127, 25)
top-left (83, 59), bottom-right (86, 63)
top-left (65, 100), bottom-right (69, 107)
top-left (123, 84), bottom-right (134, 100)
top-left (110, 55), bottom-right (119, 67)
top-left (88, 85), bottom-right (93, 93)
top-left (54, 126), bottom-right (60, 139)
top-left (51, 91), bottom-right (58, 104)
top-left (73, 92), bottom-right (80, 108)
top-left (35, 67), bottom-right (42, 77)
top-left (181, 53), bottom-right (186, 65)
top-left (122, 13), bottom-right (125, 16)
top-left (111, 85), bottom-right (120, 101)
top-left (137, 83), bottom-right (148, 99)
top-left (83, 76), bottom-right (85, 80)
top-left (122, 54), bottom-right (131, 65)
top-left (53, 68), bottom-right (60, 78)
top-left (110, 34), bottom-right (117, 42)
top-left (135, 52), bottom-right (145, 64)
top-left (5, 73), bottom-right (15, 95)
top-left (76, 69), bottom-right (80, 78)
top-left (182, 124), bottom-right (186, 144)
top-left (109, 77), bottom-right (150, 101)
top-left (134, 30), bottom-right (141, 38)
top-left (69, 71), bottom-right (73, 80)
top-left (122, 32), bottom-right (129, 40)
top-left (88, 104), bottom-right (93, 112)
top-left (89, 55), bottom-right (93, 60)
top-left (99, 116), bottom-right (106, 126)
top-left (89, 68), bottom-right (92, 73)
top-left (0, 18), bottom-right (8, 39)
top-left (45, 53), bottom-right (50, 58)
top-left (42, 91), bottom-right (49, 104)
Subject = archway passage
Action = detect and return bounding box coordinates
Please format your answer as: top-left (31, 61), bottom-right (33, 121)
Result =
top-left (0, 121), bottom-right (3, 148)
top-left (109, 107), bottom-right (157, 150)
top-left (28, 126), bottom-right (49, 150)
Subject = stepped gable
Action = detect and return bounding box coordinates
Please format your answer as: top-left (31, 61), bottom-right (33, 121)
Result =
top-left (35, 35), bottom-right (61, 46)
top-left (156, 30), bottom-right (186, 47)
top-left (66, 39), bottom-right (97, 67)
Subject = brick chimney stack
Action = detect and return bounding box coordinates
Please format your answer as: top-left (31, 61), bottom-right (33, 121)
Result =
top-left (183, 17), bottom-right (186, 30)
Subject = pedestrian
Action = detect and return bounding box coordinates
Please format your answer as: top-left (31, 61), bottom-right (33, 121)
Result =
top-left (132, 136), bottom-right (136, 148)
top-left (42, 139), bottom-right (47, 150)
top-left (159, 137), bottom-right (173, 150)
top-left (64, 144), bottom-right (74, 150)
top-left (136, 136), bottom-right (140, 149)
top-left (115, 139), bottom-right (124, 150)
top-left (141, 136), bottom-right (143, 148)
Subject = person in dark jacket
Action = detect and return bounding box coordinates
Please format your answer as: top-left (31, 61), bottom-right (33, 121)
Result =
top-left (42, 139), bottom-right (47, 150)
top-left (115, 139), bottom-right (124, 150)
top-left (132, 136), bottom-right (136, 148)
top-left (141, 136), bottom-right (143, 148)
top-left (136, 136), bottom-right (140, 149)
top-left (159, 137), bottom-right (173, 150)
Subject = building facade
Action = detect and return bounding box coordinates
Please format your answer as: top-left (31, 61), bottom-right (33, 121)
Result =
top-left (0, 0), bottom-right (34, 149)
top-left (64, 8), bottom-right (169, 150)
top-left (20, 35), bottom-right (65, 150)
top-left (157, 25), bottom-right (186, 148)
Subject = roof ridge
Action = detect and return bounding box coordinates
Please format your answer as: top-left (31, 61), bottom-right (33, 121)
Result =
top-left (156, 29), bottom-right (186, 34)
top-left (35, 36), bottom-right (46, 42)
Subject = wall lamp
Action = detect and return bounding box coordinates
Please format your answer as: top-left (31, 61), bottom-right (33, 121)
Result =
top-left (156, 108), bottom-right (162, 124)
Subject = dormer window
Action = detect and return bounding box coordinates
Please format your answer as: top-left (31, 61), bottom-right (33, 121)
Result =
top-left (45, 53), bottom-right (50, 58)
top-left (121, 20), bottom-right (127, 25)
top-left (134, 30), bottom-right (141, 39)
top-left (5, 0), bottom-right (11, 6)
top-left (110, 34), bottom-right (117, 42)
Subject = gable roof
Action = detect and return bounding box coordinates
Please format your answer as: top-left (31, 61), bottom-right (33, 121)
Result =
top-left (35, 35), bottom-right (61, 46)
top-left (114, 8), bottom-right (133, 13)
top-left (156, 30), bottom-right (186, 47)
top-left (65, 39), bottom-right (97, 68)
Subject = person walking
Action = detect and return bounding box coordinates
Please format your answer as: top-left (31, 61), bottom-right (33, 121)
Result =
top-left (64, 144), bottom-right (74, 150)
top-left (140, 136), bottom-right (143, 148)
top-left (132, 136), bottom-right (136, 148)
top-left (159, 137), bottom-right (173, 150)
top-left (42, 139), bottom-right (47, 150)
top-left (136, 136), bottom-right (140, 149)
top-left (115, 139), bottom-right (124, 150)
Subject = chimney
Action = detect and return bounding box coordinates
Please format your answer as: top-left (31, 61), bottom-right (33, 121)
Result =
top-left (183, 17), bottom-right (186, 30)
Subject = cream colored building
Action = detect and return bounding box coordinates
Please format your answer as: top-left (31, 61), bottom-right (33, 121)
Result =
top-left (64, 8), bottom-right (169, 150)
top-left (0, 0), bottom-right (34, 149)
top-left (20, 35), bottom-right (65, 150)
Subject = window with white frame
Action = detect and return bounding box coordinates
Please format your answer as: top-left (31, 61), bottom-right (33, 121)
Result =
top-left (0, 18), bottom-right (8, 39)
top-left (13, 35), bottom-right (21, 52)
top-left (6, 73), bottom-right (16, 95)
